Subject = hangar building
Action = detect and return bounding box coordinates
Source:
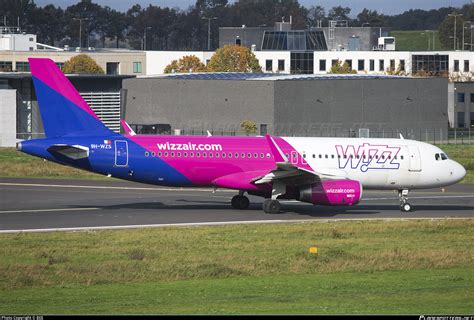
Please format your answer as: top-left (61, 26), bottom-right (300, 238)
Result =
top-left (123, 73), bottom-right (448, 140)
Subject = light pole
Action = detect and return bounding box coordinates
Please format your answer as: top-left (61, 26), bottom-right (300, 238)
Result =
top-left (462, 21), bottom-right (471, 50)
top-left (73, 17), bottom-right (89, 48)
top-left (202, 16), bottom-right (217, 51)
top-left (420, 32), bottom-right (430, 50)
top-left (424, 30), bottom-right (435, 50)
top-left (143, 26), bottom-right (151, 51)
top-left (448, 13), bottom-right (463, 50)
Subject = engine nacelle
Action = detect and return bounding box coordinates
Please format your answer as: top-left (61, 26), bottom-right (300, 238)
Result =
top-left (299, 179), bottom-right (362, 206)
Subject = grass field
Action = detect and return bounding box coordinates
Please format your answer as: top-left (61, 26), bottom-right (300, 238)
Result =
top-left (2, 144), bottom-right (473, 183)
top-left (391, 30), bottom-right (441, 51)
top-left (0, 219), bottom-right (473, 314)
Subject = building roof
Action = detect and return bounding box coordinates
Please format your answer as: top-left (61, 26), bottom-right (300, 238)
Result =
top-left (143, 72), bottom-right (409, 81)
top-left (0, 72), bottom-right (135, 80)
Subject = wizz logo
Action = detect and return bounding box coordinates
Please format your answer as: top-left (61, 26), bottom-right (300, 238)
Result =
top-left (335, 143), bottom-right (401, 172)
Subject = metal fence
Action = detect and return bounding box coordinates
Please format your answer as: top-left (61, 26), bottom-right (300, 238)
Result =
top-left (18, 127), bottom-right (473, 145)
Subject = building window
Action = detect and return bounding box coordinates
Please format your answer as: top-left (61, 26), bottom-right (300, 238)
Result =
top-left (471, 93), bottom-right (474, 102)
top-left (235, 37), bottom-right (241, 46)
top-left (331, 59), bottom-right (338, 67)
top-left (55, 62), bottom-right (64, 70)
top-left (412, 54), bottom-right (449, 75)
top-left (0, 61), bottom-right (13, 72)
top-left (345, 60), bottom-right (352, 69)
top-left (290, 52), bottom-right (313, 74)
top-left (400, 59), bottom-right (405, 71)
top-left (319, 59), bottom-right (326, 71)
top-left (29, 37), bottom-right (34, 41)
top-left (464, 60), bottom-right (469, 72)
top-left (390, 59), bottom-right (395, 71)
top-left (278, 59), bottom-right (285, 71)
top-left (265, 59), bottom-right (273, 72)
top-left (357, 59), bottom-right (364, 71)
top-left (133, 62), bottom-right (142, 73)
top-left (457, 93), bottom-right (465, 103)
top-left (457, 112), bottom-right (465, 128)
top-left (369, 59), bottom-right (374, 71)
top-left (379, 60), bottom-right (384, 71)
top-left (16, 62), bottom-right (30, 72)
top-left (106, 62), bottom-right (119, 75)
top-left (454, 60), bottom-right (459, 72)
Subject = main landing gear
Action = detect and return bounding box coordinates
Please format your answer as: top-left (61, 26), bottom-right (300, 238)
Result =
top-left (398, 189), bottom-right (412, 212)
top-left (231, 191), bottom-right (250, 210)
top-left (262, 181), bottom-right (285, 214)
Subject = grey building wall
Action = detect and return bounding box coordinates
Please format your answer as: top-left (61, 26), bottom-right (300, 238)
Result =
top-left (0, 89), bottom-right (17, 147)
top-left (453, 82), bottom-right (474, 128)
top-left (318, 27), bottom-right (390, 51)
top-left (124, 76), bottom-right (448, 140)
top-left (123, 78), bottom-right (274, 134)
top-left (273, 77), bottom-right (448, 139)
top-left (219, 27), bottom-right (271, 49)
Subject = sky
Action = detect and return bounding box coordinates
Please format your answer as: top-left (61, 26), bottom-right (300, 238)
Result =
top-left (34, 0), bottom-right (470, 16)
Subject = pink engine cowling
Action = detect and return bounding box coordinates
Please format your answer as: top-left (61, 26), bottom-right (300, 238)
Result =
top-left (298, 179), bottom-right (362, 206)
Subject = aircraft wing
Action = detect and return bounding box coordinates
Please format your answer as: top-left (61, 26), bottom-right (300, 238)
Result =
top-left (253, 135), bottom-right (348, 186)
top-left (47, 144), bottom-right (89, 160)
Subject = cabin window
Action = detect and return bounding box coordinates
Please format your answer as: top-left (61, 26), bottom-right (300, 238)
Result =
top-left (222, 153), bottom-right (225, 158)
top-left (254, 153), bottom-right (258, 158)
top-left (319, 155), bottom-right (322, 159)
top-left (356, 155), bottom-right (359, 159)
top-left (209, 153), bottom-right (213, 158)
top-left (202, 152), bottom-right (207, 157)
top-left (235, 153), bottom-right (239, 158)
top-left (266, 153), bottom-right (271, 158)
top-left (171, 152), bottom-right (175, 157)
top-left (303, 154), bottom-right (306, 158)
top-left (164, 152), bottom-right (169, 157)
top-left (260, 153), bottom-right (264, 158)
top-left (151, 152), bottom-right (156, 157)
top-left (184, 152), bottom-right (187, 157)
top-left (241, 153), bottom-right (245, 158)
top-left (177, 152), bottom-right (181, 157)
top-left (228, 153), bottom-right (232, 158)
top-left (350, 155), bottom-right (353, 159)
top-left (400, 155), bottom-right (404, 160)
top-left (331, 155), bottom-right (334, 159)
top-left (312, 154), bottom-right (315, 158)
top-left (248, 153), bottom-right (252, 158)
top-left (215, 153), bottom-right (220, 158)
top-left (145, 152), bottom-right (149, 157)
top-left (190, 152), bottom-right (194, 157)
top-left (325, 154), bottom-right (328, 159)
top-left (196, 152), bottom-right (200, 157)
top-left (343, 155), bottom-right (347, 159)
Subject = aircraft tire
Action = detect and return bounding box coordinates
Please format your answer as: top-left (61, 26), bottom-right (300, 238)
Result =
top-left (401, 203), bottom-right (412, 212)
top-left (231, 195), bottom-right (250, 210)
top-left (263, 199), bottom-right (281, 214)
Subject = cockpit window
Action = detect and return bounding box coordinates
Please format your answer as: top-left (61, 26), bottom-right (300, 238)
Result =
top-left (435, 153), bottom-right (440, 161)
top-left (441, 153), bottom-right (448, 160)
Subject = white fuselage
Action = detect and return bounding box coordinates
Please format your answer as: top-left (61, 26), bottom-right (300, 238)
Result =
top-left (283, 137), bottom-right (466, 190)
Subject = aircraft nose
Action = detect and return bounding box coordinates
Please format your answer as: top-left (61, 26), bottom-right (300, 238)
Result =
top-left (451, 161), bottom-right (466, 183)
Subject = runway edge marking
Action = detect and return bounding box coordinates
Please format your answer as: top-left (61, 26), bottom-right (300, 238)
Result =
top-left (0, 217), bottom-right (472, 234)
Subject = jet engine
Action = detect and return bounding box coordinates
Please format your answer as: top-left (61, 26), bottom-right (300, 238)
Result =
top-left (298, 179), bottom-right (362, 206)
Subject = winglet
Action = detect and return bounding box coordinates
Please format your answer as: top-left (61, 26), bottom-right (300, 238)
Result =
top-left (399, 133), bottom-right (405, 140)
top-left (207, 130), bottom-right (212, 137)
top-left (121, 119), bottom-right (136, 136)
top-left (265, 134), bottom-right (289, 163)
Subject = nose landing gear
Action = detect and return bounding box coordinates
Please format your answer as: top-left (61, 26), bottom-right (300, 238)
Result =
top-left (398, 189), bottom-right (411, 212)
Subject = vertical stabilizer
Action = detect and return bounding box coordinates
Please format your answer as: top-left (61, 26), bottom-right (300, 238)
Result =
top-left (29, 58), bottom-right (111, 138)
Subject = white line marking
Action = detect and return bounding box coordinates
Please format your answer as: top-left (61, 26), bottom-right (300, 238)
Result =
top-left (0, 182), bottom-right (228, 193)
top-left (0, 207), bottom-right (100, 214)
top-left (363, 195), bottom-right (474, 200)
top-left (0, 217), bottom-right (471, 234)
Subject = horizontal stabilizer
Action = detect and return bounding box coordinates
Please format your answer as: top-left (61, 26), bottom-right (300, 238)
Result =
top-left (47, 144), bottom-right (89, 160)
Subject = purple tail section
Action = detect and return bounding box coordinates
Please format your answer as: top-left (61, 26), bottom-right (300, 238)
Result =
top-left (29, 58), bottom-right (111, 138)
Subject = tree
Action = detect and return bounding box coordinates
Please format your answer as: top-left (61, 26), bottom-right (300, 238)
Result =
top-left (329, 60), bottom-right (357, 74)
top-left (240, 120), bottom-right (257, 136)
top-left (62, 54), bottom-right (104, 74)
top-left (307, 5), bottom-right (326, 27)
top-left (208, 44), bottom-right (261, 72)
top-left (356, 9), bottom-right (386, 27)
top-left (164, 55), bottom-right (208, 73)
top-left (328, 6), bottom-right (351, 22)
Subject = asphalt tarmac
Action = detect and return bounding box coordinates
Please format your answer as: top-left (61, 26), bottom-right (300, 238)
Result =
top-left (0, 177), bottom-right (473, 233)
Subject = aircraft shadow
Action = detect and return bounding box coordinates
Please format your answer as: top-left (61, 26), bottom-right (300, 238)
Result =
top-left (69, 200), bottom-right (474, 218)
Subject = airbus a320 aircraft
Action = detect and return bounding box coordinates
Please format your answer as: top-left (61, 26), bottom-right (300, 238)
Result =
top-left (17, 58), bottom-right (466, 213)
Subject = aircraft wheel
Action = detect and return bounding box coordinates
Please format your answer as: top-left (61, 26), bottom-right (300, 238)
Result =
top-left (263, 199), bottom-right (281, 214)
top-left (231, 195), bottom-right (250, 210)
top-left (400, 202), bottom-right (411, 212)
